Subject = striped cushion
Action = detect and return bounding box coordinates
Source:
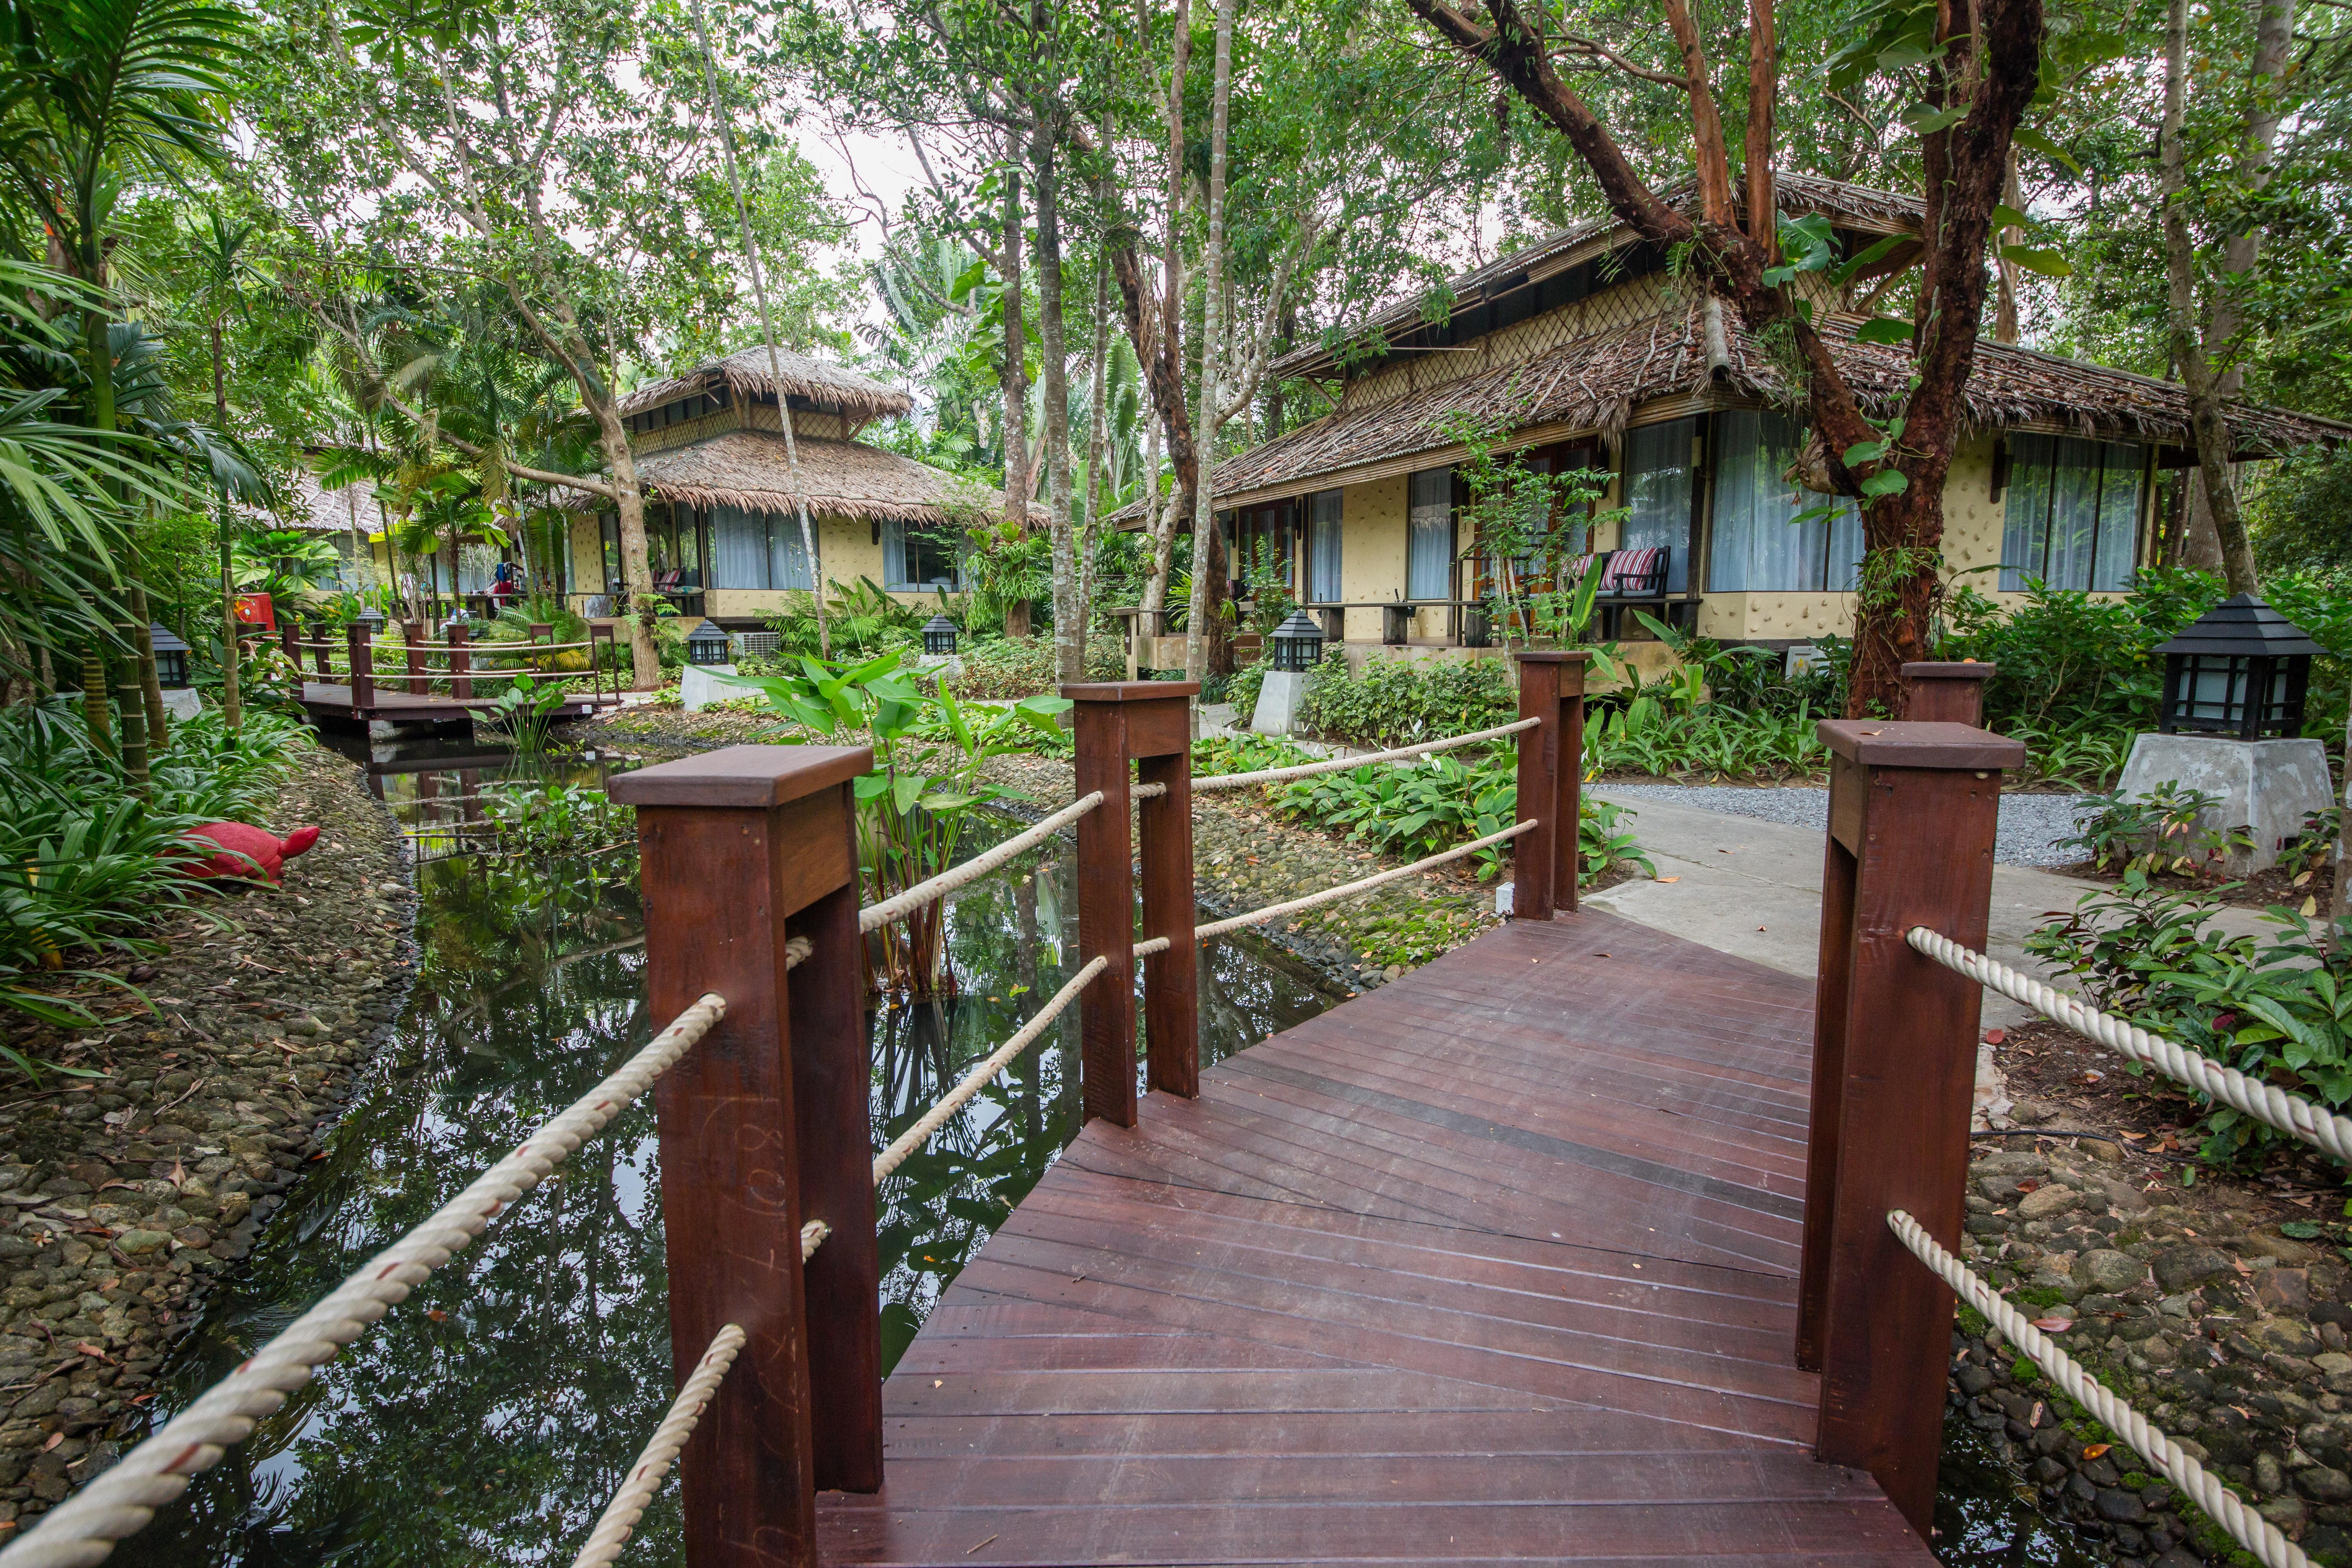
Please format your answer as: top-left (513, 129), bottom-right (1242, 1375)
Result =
top-left (1602, 547), bottom-right (1664, 591)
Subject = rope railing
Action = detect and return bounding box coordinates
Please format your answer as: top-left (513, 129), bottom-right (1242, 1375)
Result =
top-left (1888, 1209), bottom-right (2303, 1568)
top-left (1194, 821), bottom-right (1536, 941)
top-left (1907, 927), bottom-right (2352, 1165)
top-left (855, 786), bottom-right (1163, 936)
top-left (870, 956), bottom-right (1107, 1183)
top-left (568, 1323), bottom-right (747, 1568)
top-left (0, 992), bottom-right (729, 1568)
top-left (290, 637), bottom-right (599, 657)
top-left (1193, 717), bottom-right (1540, 793)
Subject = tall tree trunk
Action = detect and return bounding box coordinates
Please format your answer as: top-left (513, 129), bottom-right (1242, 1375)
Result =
top-left (128, 583), bottom-right (167, 746)
top-left (210, 321), bottom-right (242, 732)
top-left (590, 415), bottom-right (662, 686)
top-left (1080, 248), bottom-right (1112, 657)
top-left (1993, 148), bottom-right (2022, 344)
top-left (1033, 108), bottom-right (1082, 686)
top-left (2160, 0), bottom-right (2259, 596)
top-left (1140, 413), bottom-right (1174, 626)
top-left (111, 621), bottom-right (148, 796)
top-left (1000, 134), bottom-right (1033, 580)
top-left (1182, 0), bottom-right (1238, 695)
top-left (80, 645), bottom-right (112, 755)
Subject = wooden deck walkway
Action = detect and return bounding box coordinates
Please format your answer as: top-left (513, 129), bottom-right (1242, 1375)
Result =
top-left (297, 680), bottom-right (617, 724)
top-left (817, 910), bottom-right (1938, 1566)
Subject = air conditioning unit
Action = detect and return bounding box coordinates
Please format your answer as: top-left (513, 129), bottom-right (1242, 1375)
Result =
top-left (732, 630), bottom-right (780, 659)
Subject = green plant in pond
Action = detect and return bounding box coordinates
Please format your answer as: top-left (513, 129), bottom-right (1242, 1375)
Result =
top-left (2026, 871), bottom-right (2352, 1163)
top-left (476, 672), bottom-right (565, 753)
top-left (478, 783), bottom-right (635, 857)
top-left (723, 650), bottom-right (1071, 995)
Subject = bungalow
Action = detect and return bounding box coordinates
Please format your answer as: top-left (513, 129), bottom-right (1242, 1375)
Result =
top-left (1167, 175), bottom-right (2347, 670)
top-left (558, 347), bottom-right (1003, 625)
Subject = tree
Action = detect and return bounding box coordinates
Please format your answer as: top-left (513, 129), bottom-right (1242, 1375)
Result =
top-left (1403, 0), bottom-right (2045, 715)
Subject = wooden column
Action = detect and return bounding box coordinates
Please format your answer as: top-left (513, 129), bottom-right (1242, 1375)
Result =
top-left (278, 619), bottom-right (299, 662)
top-left (1796, 719), bottom-right (2023, 1536)
top-left (611, 744), bottom-right (882, 1564)
top-left (1063, 682), bottom-right (1192, 1124)
top-left (448, 624), bottom-right (472, 700)
top-left (345, 625), bottom-right (373, 715)
top-left (1900, 661), bottom-right (1996, 726)
top-left (1137, 683), bottom-right (1200, 1098)
top-left (1510, 652), bottom-right (1589, 921)
top-left (312, 630), bottom-right (331, 679)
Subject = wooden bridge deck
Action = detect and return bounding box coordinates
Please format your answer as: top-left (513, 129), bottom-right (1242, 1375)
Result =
top-left (296, 680), bottom-right (617, 723)
top-left (818, 910), bottom-right (1939, 1566)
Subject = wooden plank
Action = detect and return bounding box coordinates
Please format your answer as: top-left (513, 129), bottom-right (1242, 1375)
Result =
top-left (813, 909), bottom-right (1936, 1566)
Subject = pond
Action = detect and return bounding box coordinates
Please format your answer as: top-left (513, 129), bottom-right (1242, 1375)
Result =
top-left (126, 743), bottom-right (2100, 1567)
top-left (132, 744), bottom-right (1337, 1566)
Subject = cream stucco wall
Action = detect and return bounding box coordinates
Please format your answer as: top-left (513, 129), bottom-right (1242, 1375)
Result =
top-left (568, 517), bottom-right (607, 596)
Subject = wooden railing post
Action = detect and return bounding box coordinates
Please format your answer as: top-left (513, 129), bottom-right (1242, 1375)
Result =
top-left (1137, 682), bottom-right (1200, 1098)
top-left (1510, 652), bottom-right (1589, 921)
top-left (345, 624), bottom-right (373, 715)
top-left (402, 620), bottom-right (428, 697)
top-left (1900, 660), bottom-right (1995, 725)
top-left (448, 624), bottom-right (472, 701)
top-left (1064, 681), bottom-right (1194, 1123)
top-left (611, 744), bottom-right (884, 1564)
top-left (278, 619), bottom-right (299, 662)
top-left (312, 630), bottom-right (331, 679)
top-left (1795, 719), bottom-right (2023, 1535)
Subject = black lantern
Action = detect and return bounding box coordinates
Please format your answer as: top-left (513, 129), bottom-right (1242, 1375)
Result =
top-left (683, 619), bottom-right (731, 666)
top-left (147, 623), bottom-right (190, 688)
top-left (1268, 608), bottom-right (1326, 673)
top-left (355, 606), bottom-right (387, 637)
top-left (922, 614), bottom-right (958, 656)
top-left (2155, 594), bottom-right (2322, 740)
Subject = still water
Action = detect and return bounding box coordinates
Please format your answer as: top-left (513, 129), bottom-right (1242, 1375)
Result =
top-left (127, 744), bottom-right (2092, 1566)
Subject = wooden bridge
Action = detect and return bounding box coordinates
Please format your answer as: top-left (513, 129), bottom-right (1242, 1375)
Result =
top-left (611, 662), bottom-right (2019, 1568)
top-left (276, 618), bottom-right (624, 728)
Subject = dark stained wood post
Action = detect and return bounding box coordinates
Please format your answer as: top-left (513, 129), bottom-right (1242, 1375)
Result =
top-left (278, 619), bottom-right (299, 662)
top-left (610, 744), bottom-right (884, 1564)
top-left (1136, 683), bottom-right (1200, 1098)
top-left (401, 620), bottom-right (428, 697)
top-left (448, 624), bottom-right (472, 701)
top-left (1796, 719), bottom-right (2023, 1536)
top-left (1510, 652), bottom-right (1589, 921)
top-left (312, 629), bottom-right (331, 679)
top-left (1063, 682), bottom-right (1194, 1123)
top-left (1900, 661), bottom-right (1995, 726)
top-left (344, 625), bottom-right (373, 715)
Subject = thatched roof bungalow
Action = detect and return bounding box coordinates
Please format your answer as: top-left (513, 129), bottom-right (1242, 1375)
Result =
top-left (558, 347), bottom-right (1010, 624)
top-left (1153, 175), bottom-right (2350, 664)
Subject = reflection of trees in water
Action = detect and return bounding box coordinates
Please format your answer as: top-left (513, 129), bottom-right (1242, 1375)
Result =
top-left (135, 795), bottom-right (1339, 1565)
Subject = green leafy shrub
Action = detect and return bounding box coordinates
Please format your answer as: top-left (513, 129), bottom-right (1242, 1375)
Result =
top-left (946, 634), bottom-right (1125, 700)
top-left (1226, 662), bottom-right (1266, 724)
top-left (2058, 780), bottom-right (2246, 878)
top-left (2026, 873), bottom-right (2352, 1162)
top-left (1298, 653), bottom-right (1516, 746)
top-left (1584, 694), bottom-right (1831, 781)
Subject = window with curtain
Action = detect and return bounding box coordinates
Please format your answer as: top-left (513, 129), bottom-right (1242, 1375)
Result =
top-left (599, 514), bottom-right (620, 592)
top-left (884, 518), bottom-right (959, 591)
top-left (710, 506), bottom-right (770, 590)
top-left (767, 512), bottom-right (815, 590)
top-left (1407, 469), bottom-right (1452, 599)
top-left (1999, 436), bottom-right (2145, 592)
top-left (1706, 410), bottom-right (1864, 592)
top-left (1308, 490), bottom-right (1343, 603)
top-left (1619, 419), bottom-right (1696, 593)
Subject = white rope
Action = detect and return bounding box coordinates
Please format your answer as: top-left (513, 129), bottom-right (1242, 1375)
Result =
top-left (0, 993), bottom-right (729, 1568)
top-left (568, 1323), bottom-right (747, 1568)
top-left (800, 1219), bottom-right (829, 1259)
top-left (859, 793), bottom-right (1107, 933)
top-left (785, 935), bottom-right (811, 970)
top-left (1888, 1209), bottom-right (2303, 1568)
top-left (1194, 821), bottom-right (1535, 941)
top-left (1193, 717), bottom-right (1540, 792)
top-left (1133, 935), bottom-right (1172, 957)
top-left (1907, 927), bottom-right (2352, 1165)
top-left (871, 956), bottom-right (1108, 1183)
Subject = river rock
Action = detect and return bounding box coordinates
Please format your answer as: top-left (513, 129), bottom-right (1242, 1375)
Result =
top-left (2076, 1249), bottom-right (2147, 1293)
top-left (2155, 1244), bottom-right (2235, 1291)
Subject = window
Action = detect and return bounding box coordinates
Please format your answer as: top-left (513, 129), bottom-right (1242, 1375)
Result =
top-left (706, 507), bottom-right (813, 591)
top-left (2000, 435), bottom-right (2144, 592)
top-left (1407, 468), bottom-right (1452, 600)
top-left (1706, 410), bottom-right (1864, 592)
top-left (1619, 419), bottom-right (1695, 593)
top-left (884, 518), bottom-right (959, 591)
top-left (1308, 489), bottom-right (1343, 603)
top-left (599, 513), bottom-right (621, 592)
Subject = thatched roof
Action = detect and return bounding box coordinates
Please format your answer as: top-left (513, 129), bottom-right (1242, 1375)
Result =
top-left (1273, 174), bottom-right (1926, 381)
top-left (238, 468), bottom-right (373, 534)
top-left (1175, 300), bottom-right (2351, 512)
top-left (618, 429), bottom-right (1015, 524)
top-left (622, 347), bottom-right (913, 423)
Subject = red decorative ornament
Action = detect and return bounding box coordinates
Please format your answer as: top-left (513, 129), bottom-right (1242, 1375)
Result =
top-left (183, 823), bottom-right (321, 884)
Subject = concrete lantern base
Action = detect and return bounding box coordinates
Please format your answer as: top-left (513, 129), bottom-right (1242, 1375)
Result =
top-left (1251, 668), bottom-right (1310, 735)
top-left (2113, 731), bottom-right (2334, 874)
top-left (160, 688), bottom-right (203, 721)
top-left (679, 662), bottom-right (740, 713)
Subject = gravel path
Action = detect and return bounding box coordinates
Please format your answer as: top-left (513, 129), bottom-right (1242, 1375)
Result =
top-left (1598, 783), bottom-right (2096, 867)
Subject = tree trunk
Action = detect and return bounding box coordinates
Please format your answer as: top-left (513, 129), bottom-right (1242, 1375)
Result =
top-left (1182, 0), bottom-right (1238, 696)
top-left (210, 320), bottom-right (242, 732)
top-left (1993, 148), bottom-right (2022, 344)
top-left (1080, 252), bottom-right (1112, 663)
top-left (2160, 0), bottom-right (2259, 596)
top-left (128, 583), bottom-right (167, 746)
top-left (1007, 598), bottom-right (1031, 639)
top-left (80, 645), bottom-right (112, 755)
top-left (586, 413), bottom-right (662, 687)
top-left (1032, 110), bottom-right (1082, 686)
top-left (1000, 136), bottom-right (1032, 552)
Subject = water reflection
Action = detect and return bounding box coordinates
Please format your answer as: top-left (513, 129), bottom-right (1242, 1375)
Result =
top-left (134, 748), bottom-right (1335, 1565)
top-left (1934, 1405), bottom-right (2105, 1566)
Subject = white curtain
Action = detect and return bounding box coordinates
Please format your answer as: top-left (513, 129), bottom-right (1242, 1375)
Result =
top-left (1407, 469), bottom-right (1451, 599)
top-left (768, 512), bottom-right (815, 590)
top-left (1309, 489), bottom-right (1343, 602)
top-left (1619, 419), bottom-right (1695, 592)
top-left (1706, 410), bottom-right (1863, 592)
top-left (712, 506), bottom-right (770, 590)
top-left (2000, 435), bottom-right (2144, 592)
top-left (882, 519), bottom-right (954, 590)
